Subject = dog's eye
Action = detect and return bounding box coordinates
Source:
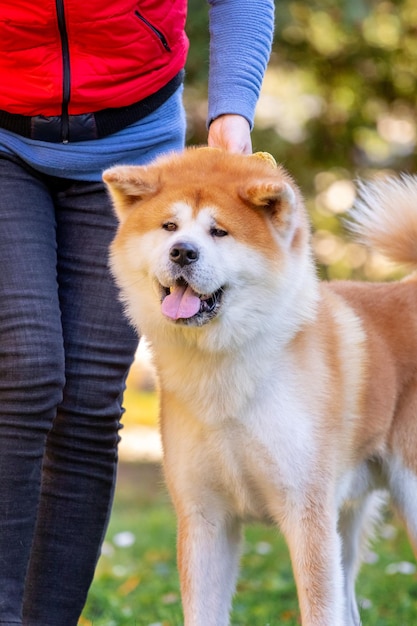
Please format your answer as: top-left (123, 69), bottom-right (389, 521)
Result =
top-left (210, 227), bottom-right (228, 238)
top-left (162, 222), bottom-right (177, 232)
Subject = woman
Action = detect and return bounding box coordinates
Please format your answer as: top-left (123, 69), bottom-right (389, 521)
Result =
top-left (0, 1), bottom-right (274, 624)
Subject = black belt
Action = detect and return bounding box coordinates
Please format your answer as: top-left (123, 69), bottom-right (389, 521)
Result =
top-left (0, 71), bottom-right (183, 143)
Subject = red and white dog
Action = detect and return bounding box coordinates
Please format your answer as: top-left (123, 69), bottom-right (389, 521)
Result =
top-left (104, 148), bottom-right (417, 626)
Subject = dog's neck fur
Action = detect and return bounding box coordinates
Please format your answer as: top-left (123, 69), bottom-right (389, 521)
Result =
top-left (147, 250), bottom-right (320, 425)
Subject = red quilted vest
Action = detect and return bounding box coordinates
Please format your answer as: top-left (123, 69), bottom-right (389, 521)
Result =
top-left (0, 0), bottom-right (189, 116)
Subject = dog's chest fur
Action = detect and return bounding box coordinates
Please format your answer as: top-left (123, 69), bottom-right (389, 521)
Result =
top-left (158, 343), bottom-right (325, 523)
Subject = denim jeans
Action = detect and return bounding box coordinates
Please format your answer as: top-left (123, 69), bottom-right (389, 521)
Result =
top-left (0, 153), bottom-right (138, 625)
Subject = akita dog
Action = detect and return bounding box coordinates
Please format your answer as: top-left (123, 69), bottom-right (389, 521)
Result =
top-left (104, 148), bottom-right (417, 626)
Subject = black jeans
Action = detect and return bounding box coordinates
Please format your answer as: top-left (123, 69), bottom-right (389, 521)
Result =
top-left (0, 154), bottom-right (138, 625)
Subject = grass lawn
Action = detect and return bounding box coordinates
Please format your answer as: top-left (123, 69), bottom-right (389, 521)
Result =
top-left (80, 389), bottom-right (417, 625)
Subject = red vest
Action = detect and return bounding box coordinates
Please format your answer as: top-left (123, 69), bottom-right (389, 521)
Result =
top-left (0, 0), bottom-right (189, 116)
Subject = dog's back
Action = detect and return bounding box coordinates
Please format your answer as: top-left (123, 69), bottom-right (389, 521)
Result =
top-left (330, 176), bottom-right (417, 505)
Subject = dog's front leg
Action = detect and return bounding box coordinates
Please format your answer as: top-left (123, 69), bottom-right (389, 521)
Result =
top-left (177, 510), bottom-right (242, 626)
top-left (281, 501), bottom-right (346, 626)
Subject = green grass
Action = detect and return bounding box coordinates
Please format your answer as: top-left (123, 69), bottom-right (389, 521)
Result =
top-left (81, 462), bottom-right (417, 626)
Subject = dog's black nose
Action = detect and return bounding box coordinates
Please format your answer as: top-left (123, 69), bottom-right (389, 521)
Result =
top-left (169, 242), bottom-right (199, 267)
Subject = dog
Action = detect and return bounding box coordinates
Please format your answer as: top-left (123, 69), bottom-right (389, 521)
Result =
top-left (103, 147), bottom-right (417, 626)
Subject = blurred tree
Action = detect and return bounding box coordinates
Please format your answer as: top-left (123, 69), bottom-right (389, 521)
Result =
top-left (185, 0), bottom-right (417, 280)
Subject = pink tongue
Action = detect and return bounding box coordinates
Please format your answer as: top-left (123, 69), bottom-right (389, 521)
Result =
top-left (161, 284), bottom-right (201, 320)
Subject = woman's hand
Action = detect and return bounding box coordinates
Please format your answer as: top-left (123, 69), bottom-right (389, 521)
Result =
top-left (208, 114), bottom-right (252, 154)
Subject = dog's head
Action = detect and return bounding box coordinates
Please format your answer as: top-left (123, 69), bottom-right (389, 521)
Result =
top-left (104, 148), bottom-right (317, 349)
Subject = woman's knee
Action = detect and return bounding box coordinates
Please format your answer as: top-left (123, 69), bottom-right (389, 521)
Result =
top-left (0, 332), bottom-right (65, 425)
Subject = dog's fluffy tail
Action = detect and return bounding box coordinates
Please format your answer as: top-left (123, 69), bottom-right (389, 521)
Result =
top-left (348, 174), bottom-right (417, 267)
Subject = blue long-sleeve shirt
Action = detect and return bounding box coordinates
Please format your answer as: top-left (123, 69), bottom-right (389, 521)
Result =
top-left (0, 0), bottom-right (274, 181)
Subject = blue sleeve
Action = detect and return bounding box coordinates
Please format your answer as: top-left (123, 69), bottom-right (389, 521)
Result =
top-left (207, 0), bottom-right (275, 128)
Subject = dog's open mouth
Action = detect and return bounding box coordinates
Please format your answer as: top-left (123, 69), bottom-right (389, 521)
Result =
top-left (160, 278), bottom-right (224, 325)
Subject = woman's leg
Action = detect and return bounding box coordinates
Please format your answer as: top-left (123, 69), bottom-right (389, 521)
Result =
top-left (22, 180), bottom-right (138, 626)
top-left (0, 155), bottom-right (66, 626)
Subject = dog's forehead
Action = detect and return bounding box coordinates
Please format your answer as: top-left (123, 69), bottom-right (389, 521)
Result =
top-left (166, 200), bottom-right (220, 225)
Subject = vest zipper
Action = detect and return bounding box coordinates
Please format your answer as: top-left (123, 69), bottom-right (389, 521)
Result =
top-left (56, 0), bottom-right (71, 143)
top-left (134, 10), bottom-right (171, 52)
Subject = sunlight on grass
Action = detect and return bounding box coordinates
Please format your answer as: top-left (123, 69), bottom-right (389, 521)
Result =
top-left (123, 386), bottom-right (159, 428)
top-left (122, 338), bottom-right (160, 429)
top-left (119, 385), bottom-right (162, 463)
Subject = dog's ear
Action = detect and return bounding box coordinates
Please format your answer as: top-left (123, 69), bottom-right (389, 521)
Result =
top-left (239, 180), bottom-right (298, 237)
top-left (103, 165), bottom-right (160, 222)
